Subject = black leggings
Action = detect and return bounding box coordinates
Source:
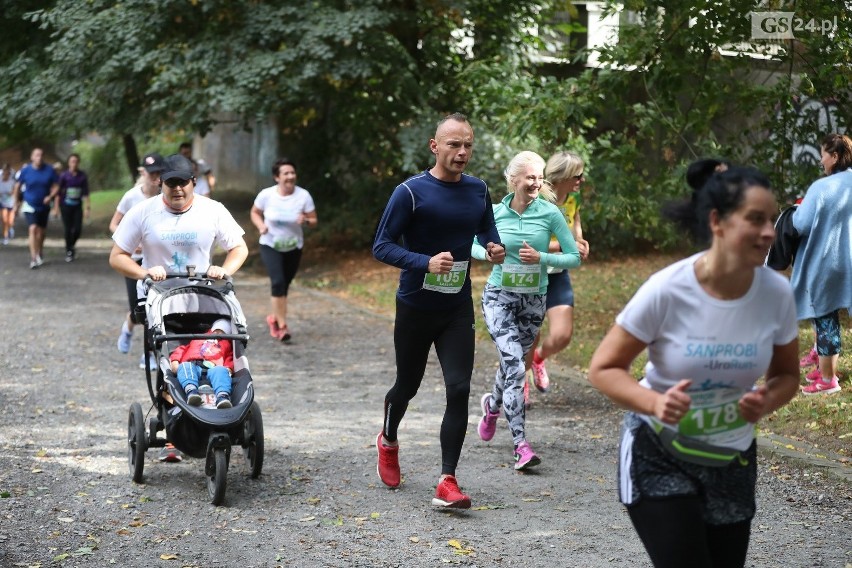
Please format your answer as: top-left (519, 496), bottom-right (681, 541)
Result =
top-left (124, 259), bottom-right (143, 323)
top-left (259, 245), bottom-right (302, 296)
top-left (383, 298), bottom-right (474, 476)
top-left (60, 204), bottom-right (83, 252)
top-left (627, 496), bottom-right (751, 568)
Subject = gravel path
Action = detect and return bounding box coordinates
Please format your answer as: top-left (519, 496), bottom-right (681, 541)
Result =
top-left (0, 233), bottom-right (849, 568)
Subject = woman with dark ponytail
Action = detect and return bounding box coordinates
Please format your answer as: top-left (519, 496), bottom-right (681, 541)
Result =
top-left (588, 165), bottom-right (799, 568)
top-left (792, 132), bottom-right (852, 395)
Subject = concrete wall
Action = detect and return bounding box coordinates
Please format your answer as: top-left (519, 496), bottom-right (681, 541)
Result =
top-left (193, 114), bottom-right (279, 196)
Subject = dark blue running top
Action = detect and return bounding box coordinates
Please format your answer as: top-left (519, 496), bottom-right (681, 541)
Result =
top-left (373, 170), bottom-right (501, 310)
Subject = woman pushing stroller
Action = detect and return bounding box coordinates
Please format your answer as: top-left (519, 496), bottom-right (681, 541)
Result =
top-left (109, 153), bottom-right (248, 461)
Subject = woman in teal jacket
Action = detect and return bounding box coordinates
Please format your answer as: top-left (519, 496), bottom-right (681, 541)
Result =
top-left (472, 150), bottom-right (581, 469)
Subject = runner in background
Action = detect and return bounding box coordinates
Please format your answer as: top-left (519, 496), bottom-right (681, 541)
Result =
top-left (525, 151), bottom-right (588, 401)
top-left (0, 163), bottom-right (15, 244)
top-left (110, 152), bottom-right (166, 370)
top-left (372, 113), bottom-right (505, 509)
top-left (12, 148), bottom-right (59, 268)
top-left (251, 158), bottom-right (317, 342)
top-left (56, 153), bottom-right (90, 262)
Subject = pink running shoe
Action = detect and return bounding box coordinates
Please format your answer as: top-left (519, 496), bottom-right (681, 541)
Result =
top-left (799, 348), bottom-right (818, 369)
top-left (266, 315), bottom-right (280, 338)
top-left (804, 367), bottom-right (822, 383)
top-left (513, 441), bottom-right (541, 470)
top-left (376, 432), bottom-right (401, 488)
top-left (801, 376), bottom-right (841, 396)
top-left (477, 394), bottom-right (500, 441)
top-left (432, 475), bottom-right (471, 509)
top-left (531, 354), bottom-right (550, 393)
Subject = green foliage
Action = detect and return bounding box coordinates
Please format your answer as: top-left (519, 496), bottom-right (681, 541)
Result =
top-left (2, 1), bottom-right (849, 250)
top-left (72, 138), bottom-right (133, 192)
top-left (463, 0), bottom-right (851, 251)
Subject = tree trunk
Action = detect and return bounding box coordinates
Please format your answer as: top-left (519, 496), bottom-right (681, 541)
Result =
top-left (122, 133), bottom-right (139, 179)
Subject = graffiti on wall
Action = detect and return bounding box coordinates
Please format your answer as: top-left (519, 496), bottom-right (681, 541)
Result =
top-left (791, 96), bottom-right (844, 169)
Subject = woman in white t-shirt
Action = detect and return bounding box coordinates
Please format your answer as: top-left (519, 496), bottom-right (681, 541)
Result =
top-left (588, 166), bottom-right (799, 568)
top-left (250, 158), bottom-right (317, 342)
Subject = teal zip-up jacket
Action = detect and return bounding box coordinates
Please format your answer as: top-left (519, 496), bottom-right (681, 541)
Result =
top-left (471, 193), bottom-right (580, 293)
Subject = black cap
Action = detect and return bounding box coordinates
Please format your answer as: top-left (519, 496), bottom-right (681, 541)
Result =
top-left (160, 154), bottom-right (195, 182)
top-left (140, 152), bottom-right (165, 173)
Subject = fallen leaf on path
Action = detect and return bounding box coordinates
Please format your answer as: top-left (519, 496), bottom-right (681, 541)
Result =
top-left (447, 539), bottom-right (474, 555)
top-left (159, 553), bottom-right (179, 560)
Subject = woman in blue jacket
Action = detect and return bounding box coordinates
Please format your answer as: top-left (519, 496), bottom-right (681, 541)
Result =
top-left (791, 133), bottom-right (852, 395)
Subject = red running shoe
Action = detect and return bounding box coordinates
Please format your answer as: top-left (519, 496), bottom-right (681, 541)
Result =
top-left (376, 432), bottom-right (400, 488)
top-left (432, 475), bottom-right (471, 509)
top-left (266, 315), bottom-right (280, 338)
top-left (158, 443), bottom-right (183, 463)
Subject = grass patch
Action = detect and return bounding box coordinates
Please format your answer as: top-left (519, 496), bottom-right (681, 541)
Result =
top-left (84, 189), bottom-right (125, 237)
top-left (299, 249), bottom-right (851, 458)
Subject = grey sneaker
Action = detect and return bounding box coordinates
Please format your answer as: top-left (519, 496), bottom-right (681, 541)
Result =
top-left (185, 386), bottom-right (202, 406)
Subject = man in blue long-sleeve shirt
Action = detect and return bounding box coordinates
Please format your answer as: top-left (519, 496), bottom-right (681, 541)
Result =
top-left (373, 113), bottom-right (505, 508)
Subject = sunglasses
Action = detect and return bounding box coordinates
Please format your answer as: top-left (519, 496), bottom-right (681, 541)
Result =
top-left (572, 172), bottom-right (585, 180)
top-left (163, 177), bottom-right (194, 189)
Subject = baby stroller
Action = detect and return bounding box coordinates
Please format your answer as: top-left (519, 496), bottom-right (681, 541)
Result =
top-left (126, 269), bottom-right (264, 505)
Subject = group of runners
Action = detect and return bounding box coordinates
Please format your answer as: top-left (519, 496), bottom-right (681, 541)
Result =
top-left (8, 113), bottom-right (841, 568)
top-left (370, 113), bottom-right (810, 568)
top-left (3, 148), bottom-right (91, 267)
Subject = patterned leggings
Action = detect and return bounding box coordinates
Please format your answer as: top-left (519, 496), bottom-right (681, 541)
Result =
top-left (481, 284), bottom-right (546, 446)
top-left (813, 310), bottom-right (841, 356)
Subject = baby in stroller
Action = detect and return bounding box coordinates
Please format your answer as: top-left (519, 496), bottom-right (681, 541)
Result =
top-left (169, 317), bottom-right (234, 409)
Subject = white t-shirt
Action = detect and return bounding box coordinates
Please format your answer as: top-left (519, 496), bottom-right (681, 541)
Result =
top-left (194, 176), bottom-right (211, 196)
top-left (253, 185), bottom-right (315, 251)
top-left (115, 185), bottom-right (153, 260)
top-left (615, 252), bottom-right (798, 450)
top-left (112, 194), bottom-right (245, 274)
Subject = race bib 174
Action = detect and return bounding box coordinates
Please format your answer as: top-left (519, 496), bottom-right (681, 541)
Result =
top-left (501, 263), bottom-right (541, 293)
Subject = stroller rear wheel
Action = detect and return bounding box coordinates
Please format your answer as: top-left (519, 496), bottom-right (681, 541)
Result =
top-left (128, 403), bottom-right (146, 483)
top-left (242, 402), bottom-right (264, 479)
top-left (206, 448), bottom-right (228, 506)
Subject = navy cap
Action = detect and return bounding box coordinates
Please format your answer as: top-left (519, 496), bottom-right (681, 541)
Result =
top-left (160, 154), bottom-right (195, 182)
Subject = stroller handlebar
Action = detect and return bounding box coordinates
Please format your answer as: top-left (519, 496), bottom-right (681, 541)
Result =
top-left (143, 273), bottom-right (234, 293)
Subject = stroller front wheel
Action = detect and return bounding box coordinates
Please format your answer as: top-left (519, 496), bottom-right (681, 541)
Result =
top-left (207, 448), bottom-right (228, 505)
top-left (128, 402), bottom-right (146, 483)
